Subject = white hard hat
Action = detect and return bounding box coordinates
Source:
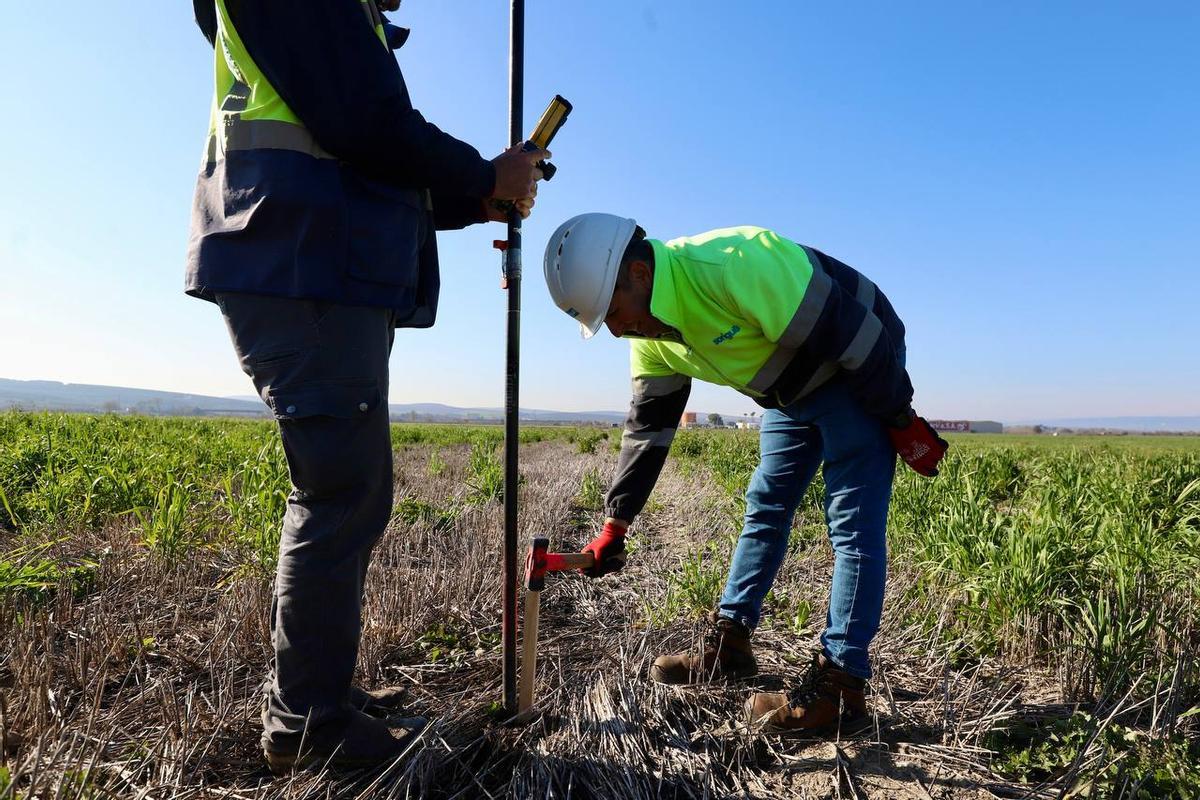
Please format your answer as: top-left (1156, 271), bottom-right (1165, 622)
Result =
top-left (543, 213), bottom-right (639, 339)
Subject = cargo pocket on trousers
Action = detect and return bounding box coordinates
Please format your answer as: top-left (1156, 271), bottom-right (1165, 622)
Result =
top-left (266, 379), bottom-right (381, 421)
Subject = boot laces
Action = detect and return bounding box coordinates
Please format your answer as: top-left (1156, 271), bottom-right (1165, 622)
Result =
top-left (786, 685), bottom-right (823, 709)
top-left (704, 617), bottom-right (741, 651)
top-left (787, 656), bottom-right (832, 709)
top-left (703, 625), bottom-right (725, 651)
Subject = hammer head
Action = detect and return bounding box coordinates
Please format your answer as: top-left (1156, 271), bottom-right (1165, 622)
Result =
top-left (524, 537), bottom-right (550, 591)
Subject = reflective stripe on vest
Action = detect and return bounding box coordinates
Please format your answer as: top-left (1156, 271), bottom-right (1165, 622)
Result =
top-left (204, 0), bottom-right (386, 163)
top-left (745, 245), bottom-right (832, 394)
top-left (205, 120), bottom-right (336, 163)
top-left (855, 274), bottom-right (876, 310)
top-left (745, 246), bottom-right (880, 400)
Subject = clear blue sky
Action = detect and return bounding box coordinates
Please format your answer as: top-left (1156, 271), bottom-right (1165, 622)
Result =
top-left (1, 3), bottom-right (1197, 421)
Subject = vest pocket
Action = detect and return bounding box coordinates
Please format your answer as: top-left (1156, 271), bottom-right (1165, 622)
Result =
top-left (344, 172), bottom-right (427, 287)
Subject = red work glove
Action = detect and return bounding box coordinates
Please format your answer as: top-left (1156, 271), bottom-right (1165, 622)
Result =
top-left (582, 519), bottom-right (628, 578)
top-left (887, 411), bottom-right (949, 477)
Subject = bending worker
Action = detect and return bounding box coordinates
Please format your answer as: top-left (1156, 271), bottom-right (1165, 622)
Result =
top-left (186, 0), bottom-right (545, 773)
top-left (543, 214), bottom-right (948, 732)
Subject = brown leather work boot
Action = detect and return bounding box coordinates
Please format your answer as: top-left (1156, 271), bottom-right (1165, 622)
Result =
top-left (650, 612), bottom-right (757, 684)
top-left (747, 653), bottom-right (868, 733)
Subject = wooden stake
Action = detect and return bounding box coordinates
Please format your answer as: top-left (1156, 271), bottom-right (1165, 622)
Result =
top-left (518, 588), bottom-right (540, 713)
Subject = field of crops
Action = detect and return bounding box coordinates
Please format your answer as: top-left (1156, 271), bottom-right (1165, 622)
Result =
top-left (1, 411), bottom-right (1198, 799)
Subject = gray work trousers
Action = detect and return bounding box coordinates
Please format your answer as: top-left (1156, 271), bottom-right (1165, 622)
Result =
top-left (216, 293), bottom-right (395, 751)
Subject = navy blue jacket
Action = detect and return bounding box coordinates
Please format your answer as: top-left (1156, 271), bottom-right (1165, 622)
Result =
top-left (186, 0), bottom-right (496, 327)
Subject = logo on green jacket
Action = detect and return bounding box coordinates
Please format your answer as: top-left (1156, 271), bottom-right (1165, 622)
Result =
top-left (712, 325), bottom-right (741, 345)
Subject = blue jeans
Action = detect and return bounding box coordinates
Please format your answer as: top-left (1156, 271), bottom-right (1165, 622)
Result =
top-left (717, 378), bottom-right (896, 679)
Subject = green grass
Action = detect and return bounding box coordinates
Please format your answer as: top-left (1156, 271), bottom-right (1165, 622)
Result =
top-left (389, 422), bottom-right (580, 449)
top-left (945, 432), bottom-right (1200, 452)
top-left (575, 468), bottom-right (604, 512)
top-left (571, 429), bottom-right (608, 455)
top-left (394, 496), bottom-right (459, 531)
top-left (3, 412), bottom-right (1198, 712)
top-left (0, 541), bottom-right (98, 605)
top-left (0, 413), bottom-right (586, 572)
top-left (644, 541), bottom-right (732, 627)
top-left (988, 712), bottom-right (1200, 797)
top-left (465, 436), bottom-right (505, 505)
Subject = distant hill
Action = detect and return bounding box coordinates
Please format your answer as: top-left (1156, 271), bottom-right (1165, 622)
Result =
top-left (0, 378), bottom-right (629, 424)
top-left (7, 378), bottom-right (1194, 432)
top-left (1, 378), bottom-right (267, 416)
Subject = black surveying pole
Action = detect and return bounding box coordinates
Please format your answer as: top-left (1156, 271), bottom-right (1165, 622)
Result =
top-left (501, 0), bottom-right (525, 717)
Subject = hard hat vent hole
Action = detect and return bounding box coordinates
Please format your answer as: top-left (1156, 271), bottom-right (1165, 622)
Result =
top-left (557, 244), bottom-right (564, 256)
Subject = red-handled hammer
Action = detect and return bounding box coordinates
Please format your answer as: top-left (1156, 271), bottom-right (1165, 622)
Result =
top-left (519, 537), bottom-right (593, 713)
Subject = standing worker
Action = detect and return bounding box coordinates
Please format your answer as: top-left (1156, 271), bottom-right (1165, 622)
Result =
top-left (186, 0), bottom-right (547, 773)
top-left (543, 215), bottom-right (948, 732)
